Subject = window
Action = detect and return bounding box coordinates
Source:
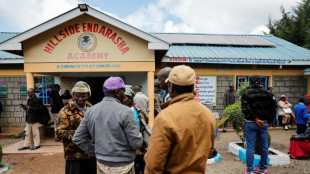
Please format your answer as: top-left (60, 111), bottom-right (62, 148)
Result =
top-left (236, 76), bottom-right (270, 89)
top-left (34, 77), bottom-right (55, 105)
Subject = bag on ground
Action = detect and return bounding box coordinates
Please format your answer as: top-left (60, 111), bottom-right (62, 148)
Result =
top-left (39, 105), bottom-right (51, 125)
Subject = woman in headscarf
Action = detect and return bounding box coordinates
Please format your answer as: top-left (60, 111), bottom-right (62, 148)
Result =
top-left (277, 95), bottom-right (295, 130)
top-left (123, 88), bottom-right (149, 174)
top-left (56, 81), bottom-right (96, 174)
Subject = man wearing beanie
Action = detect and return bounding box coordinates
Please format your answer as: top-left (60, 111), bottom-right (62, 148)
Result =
top-left (56, 81), bottom-right (97, 174)
top-left (144, 65), bottom-right (216, 174)
top-left (241, 75), bottom-right (276, 174)
top-left (73, 77), bottom-right (142, 174)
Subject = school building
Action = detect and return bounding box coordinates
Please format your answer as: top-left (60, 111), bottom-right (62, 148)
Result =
top-left (0, 4), bottom-right (310, 128)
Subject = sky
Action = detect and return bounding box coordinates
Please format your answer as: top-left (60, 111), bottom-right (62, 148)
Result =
top-left (0, 0), bottom-right (303, 35)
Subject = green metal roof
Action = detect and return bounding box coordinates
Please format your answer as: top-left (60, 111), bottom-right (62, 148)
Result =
top-left (0, 32), bottom-right (23, 60)
top-left (153, 33), bottom-right (310, 65)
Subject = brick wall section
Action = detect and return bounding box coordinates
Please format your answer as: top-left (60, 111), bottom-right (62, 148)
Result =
top-left (273, 76), bottom-right (307, 107)
top-left (0, 76), bottom-right (27, 128)
top-left (212, 75), bottom-right (234, 115)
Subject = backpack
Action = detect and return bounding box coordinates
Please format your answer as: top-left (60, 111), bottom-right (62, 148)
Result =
top-left (39, 105), bottom-right (51, 125)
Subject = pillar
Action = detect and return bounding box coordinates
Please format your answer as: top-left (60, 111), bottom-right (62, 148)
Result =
top-left (26, 72), bottom-right (34, 89)
top-left (147, 71), bottom-right (155, 127)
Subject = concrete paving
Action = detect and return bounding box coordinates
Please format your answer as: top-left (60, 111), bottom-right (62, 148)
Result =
top-left (3, 137), bottom-right (63, 154)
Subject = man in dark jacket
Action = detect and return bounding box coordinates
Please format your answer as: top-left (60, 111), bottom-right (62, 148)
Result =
top-left (241, 75), bottom-right (276, 174)
top-left (18, 88), bottom-right (42, 151)
top-left (49, 84), bottom-right (64, 131)
top-left (222, 84), bottom-right (238, 132)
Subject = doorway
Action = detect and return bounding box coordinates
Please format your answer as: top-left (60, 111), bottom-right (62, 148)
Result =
top-left (86, 77), bottom-right (108, 105)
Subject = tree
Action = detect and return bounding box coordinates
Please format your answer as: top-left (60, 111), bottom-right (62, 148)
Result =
top-left (267, 0), bottom-right (310, 49)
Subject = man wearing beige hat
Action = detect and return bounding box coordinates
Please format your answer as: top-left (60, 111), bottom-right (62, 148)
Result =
top-left (144, 65), bottom-right (216, 174)
top-left (56, 81), bottom-right (96, 174)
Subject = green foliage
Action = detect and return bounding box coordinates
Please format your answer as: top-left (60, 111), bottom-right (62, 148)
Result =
top-left (267, 0), bottom-right (310, 49)
top-left (237, 81), bottom-right (249, 96)
top-left (254, 133), bottom-right (271, 155)
top-left (223, 102), bottom-right (245, 142)
top-left (223, 81), bottom-right (250, 143)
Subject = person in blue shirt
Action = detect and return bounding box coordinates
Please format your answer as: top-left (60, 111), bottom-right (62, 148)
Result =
top-left (294, 97), bottom-right (310, 134)
top-left (123, 88), bottom-right (149, 174)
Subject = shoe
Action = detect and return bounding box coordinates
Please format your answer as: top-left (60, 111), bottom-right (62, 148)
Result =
top-left (242, 170), bottom-right (254, 174)
top-left (254, 167), bottom-right (268, 174)
top-left (288, 125), bottom-right (292, 128)
top-left (18, 146), bottom-right (30, 151)
top-left (19, 131), bottom-right (26, 136)
top-left (30, 146), bottom-right (40, 150)
top-left (223, 127), bottom-right (227, 133)
top-left (284, 125), bottom-right (288, 131)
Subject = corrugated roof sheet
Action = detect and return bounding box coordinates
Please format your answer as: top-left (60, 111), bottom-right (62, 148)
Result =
top-left (152, 33), bottom-right (276, 46)
top-left (0, 32), bottom-right (23, 59)
top-left (0, 32), bottom-right (20, 43)
top-left (153, 33), bottom-right (310, 61)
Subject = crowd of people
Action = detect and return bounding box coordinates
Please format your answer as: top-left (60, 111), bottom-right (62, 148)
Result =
top-left (17, 65), bottom-right (216, 174)
top-left (16, 65), bottom-right (310, 174)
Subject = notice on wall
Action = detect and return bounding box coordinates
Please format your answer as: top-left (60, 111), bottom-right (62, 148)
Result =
top-left (19, 82), bottom-right (27, 99)
top-left (195, 76), bottom-right (217, 106)
top-left (0, 82), bottom-right (8, 99)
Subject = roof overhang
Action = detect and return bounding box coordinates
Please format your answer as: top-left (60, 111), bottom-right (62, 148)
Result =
top-left (0, 59), bottom-right (24, 64)
top-left (0, 5), bottom-right (169, 53)
top-left (163, 56), bottom-right (310, 65)
top-left (304, 68), bottom-right (310, 75)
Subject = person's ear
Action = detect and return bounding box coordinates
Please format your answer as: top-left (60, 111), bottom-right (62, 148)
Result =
top-left (114, 90), bottom-right (120, 98)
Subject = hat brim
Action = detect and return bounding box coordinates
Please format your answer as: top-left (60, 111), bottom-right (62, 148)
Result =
top-left (103, 85), bottom-right (132, 93)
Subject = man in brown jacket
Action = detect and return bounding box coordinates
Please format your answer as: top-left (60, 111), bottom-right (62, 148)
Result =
top-left (144, 65), bottom-right (216, 174)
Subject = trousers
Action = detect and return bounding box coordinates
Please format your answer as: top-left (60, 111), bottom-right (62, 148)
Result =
top-left (23, 122), bottom-right (40, 147)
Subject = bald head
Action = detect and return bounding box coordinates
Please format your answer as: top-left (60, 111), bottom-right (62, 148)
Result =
top-left (158, 67), bottom-right (172, 90)
top-left (27, 88), bottom-right (35, 97)
top-left (132, 85), bottom-right (142, 94)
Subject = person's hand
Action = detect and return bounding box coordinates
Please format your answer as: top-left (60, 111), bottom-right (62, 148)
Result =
top-left (154, 104), bottom-right (159, 108)
top-left (21, 105), bottom-right (28, 109)
top-left (255, 119), bottom-right (264, 128)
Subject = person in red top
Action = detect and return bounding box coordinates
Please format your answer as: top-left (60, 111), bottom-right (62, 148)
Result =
top-left (305, 94), bottom-right (310, 113)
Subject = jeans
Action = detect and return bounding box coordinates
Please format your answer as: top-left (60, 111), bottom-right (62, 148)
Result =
top-left (245, 122), bottom-right (268, 172)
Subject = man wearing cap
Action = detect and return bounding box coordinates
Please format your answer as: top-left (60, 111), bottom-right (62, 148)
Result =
top-left (223, 84), bottom-right (238, 132)
top-left (56, 81), bottom-right (96, 174)
top-left (72, 77), bottom-right (142, 174)
top-left (241, 75), bottom-right (276, 174)
top-left (144, 65), bottom-right (216, 174)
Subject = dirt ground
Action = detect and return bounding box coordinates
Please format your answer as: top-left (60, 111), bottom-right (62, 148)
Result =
top-left (206, 129), bottom-right (310, 174)
top-left (0, 129), bottom-right (309, 174)
top-left (0, 137), bottom-right (65, 174)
